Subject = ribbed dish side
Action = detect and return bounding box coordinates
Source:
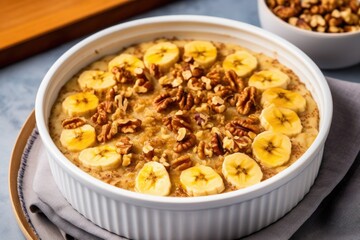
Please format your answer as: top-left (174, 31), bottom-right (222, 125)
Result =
top-left (46, 143), bottom-right (323, 240)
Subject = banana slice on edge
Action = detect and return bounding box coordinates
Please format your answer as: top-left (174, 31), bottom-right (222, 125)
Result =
top-left (78, 70), bottom-right (116, 92)
top-left (108, 53), bottom-right (145, 74)
top-left (143, 42), bottom-right (180, 72)
top-left (183, 40), bottom-right (217, 68)
top-left (261, 87), bottom-right (306, 113)
top-left (248, 69), bottom-right (290, 91)
top-left (222, 50), bottom-right (258, 77)
top-left (62, 92), bottom-right (99, 117)
top-left (79, 145), bottom-right (121, 171)
top-left (135, 161), bottom-right (171, 196)
top-left (60, 124), bottom-right (96, 151)
top-left (180, 165), bottom-right (225, 196)
top-left (252, 131), bottom-right (291, 168)
top-left (222, 153), bottom-right (263, 189)
top-left (260, 105), bottom-right (302, 136)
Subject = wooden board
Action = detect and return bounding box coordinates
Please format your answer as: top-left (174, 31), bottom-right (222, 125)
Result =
top-left (9, 111), bottom-right (37, 239)
top-left (0, 0), bottom-right (170, 67)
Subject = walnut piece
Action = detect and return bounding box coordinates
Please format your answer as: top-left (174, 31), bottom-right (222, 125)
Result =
top-left (224, 70), bottom-right (244, 92)
top-left (115, 136), bottom-right (133, 154)
top-left (91, 110), bottom-right (108, 125)
top-left (111, 66), bottom-right (133, 83)
top-left (116, 118), bottom-right (142, 133)
top-left (209, 96), bottom-right (226, 113)
top-left (197, 141), bottom-right (213, 159)
top-left (142, 142), bottom-right (155, 159)
top-left (211, 133), bottom-right (225, 156)
top-left (62, 117), bottom-right (86, 129)
top-left (234, 86), bottom-right (257, 115)
top-left (133, 68), bottom-right (153, 93)
top-left (174, 132), bottom-right (196, 153)
top-left (154, 93), bottom-right (175, 112)
top-left (171, 155), bottom-right (193, 171)
top-left (97, 121), bottom-right (118, 142)
top-left (176, 87), bottom-right (194, 110)
top-left (234, 135), bottom-right (253, 153)
top-left (225, 116), bottom-right (261, 137)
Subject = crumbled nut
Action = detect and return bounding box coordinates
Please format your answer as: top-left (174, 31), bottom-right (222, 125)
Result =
top-left (194, 112), bottom-right (211, 128)
top-left (122, 153), bottom-right (132, 167)
top-left (176, 87), bottom-right (194, 111)
top-left (149, 63), bottom-right (161, 78)
top-left (224, 70), bottom-right (245, 92)
top-left (234, 86), bottom-right (257, 115)
top-left (98, 101), bottom-right (115, 114)
top-left (174, 132), bottom-right (196, 153)
top-left (116, 118), bottom-right (142, 133)
top-left (225, 117), bottom-right (261, 137)
top-left (206, 68), bottom-right (222, 86)
top-left (142, 142), bottom-right (155, 159)
top-left (111, 66), bottom-right (133, 83)
top-left (211, 132), bottom-right (225, 156)
top-left (190, 65), bottom-right (205, 78)
top-left (91, 110), bottom-right (108, 125)
top-left (172, 77), bottom-right (183, 87)
top-left (62, 117), bottom-right (86, 129)
top-left (310, 14), bottom-right (326, 27)
top-left (222, 136), bottom-right (236, 153)
top-left (182, 70), bottom-right (193, 81)
top-left (114, 94), bottom-right (129, 114)
top-left (234, 135), bottom-right (253, 153)
top-left (163, 114), bottom-right (192, 132)
top-left (133, 68), bottom-right (153, 93)
top-left (97, 121), bottom-right (118, 142)
top-left (115, 136), bottom-right (133, 154)
top-left (200, 76), bottom-right (213, 90)
top-left (209, 96), bottom-right (226, 113)
top-left (154, 93), bottom-right (175, 112)
top-left (273, 4), bottom-right (301, 20)
top-left (197, 141), bottom-right (213, 159)
top-left (105, 87), bottom-right (116, 101)
top-left (176, 127), bottom-right (187, 141)
top-left (171, 155), bottom-right (193, 171)
top-left (158, 75), bottom-right (174, 87)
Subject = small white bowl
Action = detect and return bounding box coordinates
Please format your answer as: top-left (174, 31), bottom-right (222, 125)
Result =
top-left (35, 15), bottom-right (332, 239)
top-left (257, 0), bottom-right (360, 69)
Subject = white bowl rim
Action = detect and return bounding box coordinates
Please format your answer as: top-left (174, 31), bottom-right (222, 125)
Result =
top-left (258, 0), bottom-right (360, 38)
top-left (35, 15), bottom-right (333, 208)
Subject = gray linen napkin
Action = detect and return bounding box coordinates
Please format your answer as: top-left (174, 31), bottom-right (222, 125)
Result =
top-left (20, 77), bottom-right (360, 240)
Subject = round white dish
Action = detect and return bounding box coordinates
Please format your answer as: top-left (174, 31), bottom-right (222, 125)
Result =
top-left (35, 15), bottom-right (333, 240)
top-left (257, 0), bottom-right (360, 69)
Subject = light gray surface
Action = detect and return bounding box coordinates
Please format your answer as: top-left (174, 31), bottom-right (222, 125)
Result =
top-left (1, 0), bottom-right (359, 239)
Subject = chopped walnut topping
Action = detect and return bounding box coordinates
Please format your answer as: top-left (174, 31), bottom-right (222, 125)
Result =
top-left (62, 117), bottom-right (86, 129)
top-left (174, 132), bottom-right (196, 153)
top-left (122, 153), bottom-right (132, 167)
top-left (234, 135), bottom-right (253, 153)
top-left (97, 121), bottom-right (118, 142)
top-left (133, 68), bottom-right (153, 93)
top-left (171, 155), bottom-right (193, 171)
top-left (206, 68), bottom-right (222, 86)
top-left (105, 87), bottom-right (117, 101)
top-left (154, 93), bottom-right (175, 112)
top-left (225, 116), bottom-right (261, 137)
top-left (116, 118), bottom-right (142, 133)
top-left (163, 114), bottom-right (192, 132)
top-left (98, 101), bottom-right (115, 114)
top-left (194, 112), bottom-right (210, 128)
top-left (111, 66), bottom-right (133, 83)
top-left (91, 110), bottom-right (108, 125)
top-left (197, 141), bottom-right (213, 159)
top-left (114, 94), bottom-right (129, 114)
top-left (211, 132), bottom-right (225, 156)
top-left (234, 86), bottom-right (258, 115)
top-left (176, 87), bottom-right (194, 110)
top-left (176, 127), bottom-right (187, 141)
top-left (224, 70), bottom-right (245, 92)
top-left (149, 63), bottom-right (161, 78)
top-left (209, 96), bottom-right (226, 113)
top-left (142, 142), bottom-right (155, 159)
top-left (181, 70), bottom-right (192, 81)
top-left (115, 136), bottom-right (133, 154)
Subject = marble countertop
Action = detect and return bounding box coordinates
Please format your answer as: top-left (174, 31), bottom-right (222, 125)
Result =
top-left (1, 0), bottom-right (359, 239)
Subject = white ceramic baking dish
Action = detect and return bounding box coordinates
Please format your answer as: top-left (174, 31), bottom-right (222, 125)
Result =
top-left (35, 15), bottom-right (332, 240)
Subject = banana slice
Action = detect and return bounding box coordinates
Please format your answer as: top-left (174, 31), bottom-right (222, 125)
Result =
top-left (248, 69), bottom-right (290, 91)
top-left (62, 92), bottom-right (99, 117)
top-left (222, 50), bottom-right (258, 77)
top-left (260, 105), bottom-right (302, 136)
top-left (79, 145), bottom-right (121, 171)
top-left (183, 40), bottom-right (217, 68)
top-left (78, 70), bottom-right (116, 92)
top-left (252, 131), bottom-right (291, 168)
top-left (180, 165), bottom-right (225, 196)
top-left (222, 153), bottom-right (263, 189)
top-left (261, 87), bottom-right (306, 113)
top-left (60, 124), bottom-right (96, 151)
top-left (135, 161), bottom-right (171, 196)
top-left (143, 42), bottom-right (180, 72)
top-left (108, 53), bottom-right (145, 74)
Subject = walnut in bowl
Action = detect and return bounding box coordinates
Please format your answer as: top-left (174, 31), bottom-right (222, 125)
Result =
top-left (258, 0), bottom-right (360, 69)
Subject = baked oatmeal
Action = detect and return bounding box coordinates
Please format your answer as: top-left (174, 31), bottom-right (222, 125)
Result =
top-left (49, 38), bottom-right (319, 197)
